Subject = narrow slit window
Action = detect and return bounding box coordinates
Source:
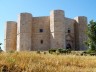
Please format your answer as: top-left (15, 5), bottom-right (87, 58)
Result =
top-left (41, 40), bottom-right (43, 44)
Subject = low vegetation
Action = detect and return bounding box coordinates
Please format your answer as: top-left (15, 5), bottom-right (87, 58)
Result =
top-left (0, 51), bottom-right (96, 72)
top-left (48, 48), bottom-right (71, 54)
top-left (84, 20), bottom-right (96, 54)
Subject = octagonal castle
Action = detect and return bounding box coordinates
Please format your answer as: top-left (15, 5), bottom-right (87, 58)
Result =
top-left (4, 10), bottom-right (87, 51)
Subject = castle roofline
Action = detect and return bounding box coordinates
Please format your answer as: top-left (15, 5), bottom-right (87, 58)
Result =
top-left (50, 9), bottom-right (64, 11)
top-left (6, 21), bottom-right (17, 24)
top-left (74, 16), bottom-right (87, 18)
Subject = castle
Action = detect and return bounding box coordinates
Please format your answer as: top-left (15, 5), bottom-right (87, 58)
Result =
top-left (4, 10), bottom-right (87, 51)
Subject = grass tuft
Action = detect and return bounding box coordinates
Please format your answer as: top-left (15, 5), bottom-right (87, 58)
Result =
top-left (0, 51), bottom-right (96, 72)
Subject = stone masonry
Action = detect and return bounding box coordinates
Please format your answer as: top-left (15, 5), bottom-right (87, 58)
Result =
top-left (4, 21), bottom-right (17, 51)
top-left (4, 10), bottom-right (88, 51)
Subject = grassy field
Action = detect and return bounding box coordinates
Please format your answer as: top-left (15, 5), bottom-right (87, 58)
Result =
top-left (0, 51), bottom-right (96, 72)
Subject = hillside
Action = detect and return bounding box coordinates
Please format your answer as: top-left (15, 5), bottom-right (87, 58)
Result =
top-left (0, 52), bottom-right (96, 72)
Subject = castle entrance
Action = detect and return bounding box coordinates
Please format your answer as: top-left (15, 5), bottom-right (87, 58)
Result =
top-left (66, 43), bottom-right (71, 49)
top-left (66, 34), bottom-right (74, 50)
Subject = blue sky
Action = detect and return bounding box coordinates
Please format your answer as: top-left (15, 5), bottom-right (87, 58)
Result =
top-left (0, 0), bottom-right (96, 50)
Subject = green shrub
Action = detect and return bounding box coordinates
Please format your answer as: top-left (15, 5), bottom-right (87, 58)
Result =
top-left (57, 48), bottom-right (66, 53)
top-left (81, 49), bottom-right (96, 56)
top-left (87, 50), bottom-right (96, 54)
top-left (36, 51), bottom-right (41, 54)
top-left (66, 49), bottom-right (71, 53)
top-left (49, 49), bottom-right (56, 53)
top-left (57, 48), bottom-right (71, 54)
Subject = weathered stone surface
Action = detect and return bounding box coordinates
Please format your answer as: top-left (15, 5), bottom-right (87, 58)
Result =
top-left (4, 10), bottom-right (88, 51)
top-left (65, 18), bottom-right (75, 50)
top-left (4, 21), bottom-right (17, 51)
top-left (17, 13), bottom-right (32, 51)
top-left (50, 10), bottom-right (66, 49)
top-left (74, 16), bottom-right (87, 50)
top-left (32, 17), bottom-right (50, 51)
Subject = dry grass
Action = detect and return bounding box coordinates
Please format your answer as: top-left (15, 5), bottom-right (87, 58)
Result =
top-left (0, 51), bottom-right (96, 72)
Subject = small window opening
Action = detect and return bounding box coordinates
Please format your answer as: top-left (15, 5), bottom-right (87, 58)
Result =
top-left (41, 40), bottom-right (43, 44)
top-left (40, 29), bottom-right (43, 32)
top-left (68, 28), bottom-right (71, 33)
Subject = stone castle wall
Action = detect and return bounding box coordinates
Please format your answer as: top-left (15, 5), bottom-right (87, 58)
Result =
top-left (65, 18), bottom-right (75, 50)
top-left (74, 16), bottom-right (87, 50)
top-left (50, 10), bottom-right (66, 49)
top-left (4, 10), bottom-right (88, 51)
top-left (4, 21), bottom-right (17, 51)
top-left (17, 13), bottom-right (32, 51)
top-left (32, 16), bottom-right (50, 50)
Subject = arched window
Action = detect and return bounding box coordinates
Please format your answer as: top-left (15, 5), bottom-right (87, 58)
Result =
top-left (66, 43), bottom-right (71, 49)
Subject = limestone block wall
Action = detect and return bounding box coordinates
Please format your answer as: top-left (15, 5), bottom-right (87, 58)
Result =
top-left (4, 10), bottom-right (88, 51)
top-left (65, 18), bottom-right (75, 50)
top-left (17, 13), bottom-right (32, 51)
top-left (73, 20), bottom-right (79, 50)
top-left (65, 18), bottom-right (75, 37)
top-left (4, 21), bottom-right (17, 51)
top-left (32, 16), bottom-right (50, 50)
top-left (50, 10), bottom-right (66, 49)
top-left (74, 16), bottom-right (87, 50)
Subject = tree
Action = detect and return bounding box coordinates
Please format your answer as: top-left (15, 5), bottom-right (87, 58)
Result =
top-left (0, 43), bottom-right (2, 49)
top-left (85, 20), bottom-right (96, 53)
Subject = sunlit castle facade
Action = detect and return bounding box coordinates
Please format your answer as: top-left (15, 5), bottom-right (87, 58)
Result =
top-left (4, 10), bottom-right (87, 51)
